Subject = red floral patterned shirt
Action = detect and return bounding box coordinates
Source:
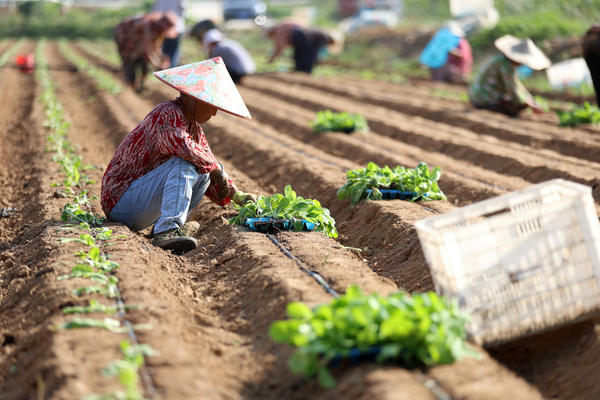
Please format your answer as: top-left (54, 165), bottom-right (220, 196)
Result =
top-left (101, 98), bottom-right (237, 217)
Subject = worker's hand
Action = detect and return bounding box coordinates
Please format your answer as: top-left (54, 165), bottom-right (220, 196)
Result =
top-left (530, 104), bottom-right (544, 114)
top-left (210, 162), bottom-right (236, 202)
top-left (233, 191), bottom-right (258, 206)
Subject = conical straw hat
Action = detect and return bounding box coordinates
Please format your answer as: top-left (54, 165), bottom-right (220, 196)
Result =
top-left (153, 57), bottom-right (252, 119)
top-left (494, 35), bottom-right (551, 71)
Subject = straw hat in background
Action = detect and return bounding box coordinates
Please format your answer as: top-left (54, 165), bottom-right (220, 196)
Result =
top-left (494, 34), bottom-right (551, 71)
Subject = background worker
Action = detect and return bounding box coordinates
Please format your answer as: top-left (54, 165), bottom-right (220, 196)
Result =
top-left (153, 0), bottom-right (187, 68)
top-left (430, 22), bottom-right (472, 84)
top-left (267, 21), bottom-right (341, 74)
top-left (582, 23), bottom-right (600, 105)
top-left (202, 28), bottom-right (256, 84)
top-left (189, 19), bottom-right (217, 44)
top-left (114, 11), bottom-right (177, 92)
top-left (469, 34), bottom-right (550, 117)
top-left (101, 57), bottom-right (257, 253)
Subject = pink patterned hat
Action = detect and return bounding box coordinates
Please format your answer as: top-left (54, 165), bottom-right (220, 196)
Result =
top-left (153, 57), bottom-right (252, 119)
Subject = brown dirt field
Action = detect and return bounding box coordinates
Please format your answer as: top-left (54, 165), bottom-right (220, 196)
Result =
top-left (1, 39), bottom-right (599, 399)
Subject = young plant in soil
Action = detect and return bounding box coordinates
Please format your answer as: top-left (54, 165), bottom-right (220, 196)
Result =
top-left (337, 161), bottom-right (447, 207)
top-left (269, 285), bottom-right (480, 388)
top-left (229, 185), bottom-right (338, 238)
top-left (61, 203), bottom-right (106, 227)
top-left (63, 299), bottom-right (137, 315)
top-left (311, 109), bottom-right (369, 134)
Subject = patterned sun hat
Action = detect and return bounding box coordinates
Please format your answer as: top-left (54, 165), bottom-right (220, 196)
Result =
top-left (153, 57), bottom-right (252, 119)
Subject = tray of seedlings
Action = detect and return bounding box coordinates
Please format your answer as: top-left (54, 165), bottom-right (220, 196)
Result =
top-left (337, 161), bottom-right (447, 207)
top-left (310, 109), bottom-right (370, 134)
top-left (269, 285), bottom-right (481, 388)
top-left (229, 185), bottom-right (338, 238)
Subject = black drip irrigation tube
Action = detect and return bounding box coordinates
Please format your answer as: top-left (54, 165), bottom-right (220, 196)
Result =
top-left (266, 234), bottom-right (339, 298)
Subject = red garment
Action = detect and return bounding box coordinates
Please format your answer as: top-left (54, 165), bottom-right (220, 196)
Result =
top-left (101, 98), bottom-right (237, 217)
top-left (447, 38), bottom-right (473, 77)
top-left (114, 12), bottom-right (169, 70)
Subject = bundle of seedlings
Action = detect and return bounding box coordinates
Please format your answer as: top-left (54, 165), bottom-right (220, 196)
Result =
top-left (229, 185), bottom-right (338, 238)
top-left (337, 161), bottom-right (447, 207)
top-left (311, 109), bottom-right (369, 133)
top-left (269, 285), bottom-right (480, 388)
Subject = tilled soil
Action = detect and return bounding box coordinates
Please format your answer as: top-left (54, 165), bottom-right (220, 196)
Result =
top-left (1, 39), bottom-right (599, 399)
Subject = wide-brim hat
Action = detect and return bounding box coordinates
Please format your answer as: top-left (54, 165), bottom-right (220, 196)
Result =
top-left (153, 57), bottom-right (252, 120)
top-left (494, 34), bottom-right (551, 71)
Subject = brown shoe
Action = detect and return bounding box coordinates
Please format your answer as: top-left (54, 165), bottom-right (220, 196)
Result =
top-left (152, 228), bottom-right (197, 253)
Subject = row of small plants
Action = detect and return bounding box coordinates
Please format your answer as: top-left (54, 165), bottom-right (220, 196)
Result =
top-left (57, 39), bottom-right (123, 95)
top-left (0, 38), bottom-right (26, 74)
top-left (269, 285), bottom-right (481, 388)
top-left (76, 39), bottom-right (121, 68)
top-left (36, 40), bottom-right (153, 400)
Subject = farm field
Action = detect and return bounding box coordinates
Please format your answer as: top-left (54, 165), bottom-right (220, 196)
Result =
top-left (1, 38), bottom-right (600, 399)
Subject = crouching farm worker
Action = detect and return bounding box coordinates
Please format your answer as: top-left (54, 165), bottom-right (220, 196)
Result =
top-left (101, 57), bottom-right (257, 253)
top-left (202, 29), bottom-right (256, 84)
top-left (114, 11), bottom-right (178, 92)
top-left (469, 35), bottom-right (551, 117)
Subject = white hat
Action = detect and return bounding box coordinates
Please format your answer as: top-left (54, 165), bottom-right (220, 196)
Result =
top-left (203, 28), bottom-right (224, 52)
top-left (494, 35), bottom-right (551, 71)
top-left (443, 20), bottom-right (465, 37)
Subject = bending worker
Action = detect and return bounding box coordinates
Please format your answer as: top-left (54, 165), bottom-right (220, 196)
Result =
top-left (469, 34), bottom-right (550, 117)
top-left (114, 11), bottom-right (177, 92)
top-left (101, 57), bottom-right (257, 253)
top-left (430, 22), bottom-right (472, 84)
top-left (267, 20), bottom-right (339, 74)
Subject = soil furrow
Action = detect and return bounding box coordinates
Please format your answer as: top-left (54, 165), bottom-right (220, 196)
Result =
top-left (237, 84), bottom-right (527, 206)
top-left (266, 72), bottom-right (600, 160)
top-left (243, 76), bottom-right (600, 196)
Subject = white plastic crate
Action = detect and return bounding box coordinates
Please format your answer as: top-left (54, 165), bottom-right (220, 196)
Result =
top-left (546, 58), bottom-right (593, 91)
top-left (414, 179), bottom-right (600, 346)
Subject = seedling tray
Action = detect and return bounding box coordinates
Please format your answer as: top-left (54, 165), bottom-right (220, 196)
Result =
top-left (245, 218), bottom-right (316, 233)
top-left (327, 347), bottom-right (382, 367)
top-left (366, 189), bottom-right (428, 201)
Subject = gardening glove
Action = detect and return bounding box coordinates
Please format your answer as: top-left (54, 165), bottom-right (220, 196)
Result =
top-left (210, 162), bottom-right (236, 202)
top-left (233, 191), bottom-right (258, 206)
